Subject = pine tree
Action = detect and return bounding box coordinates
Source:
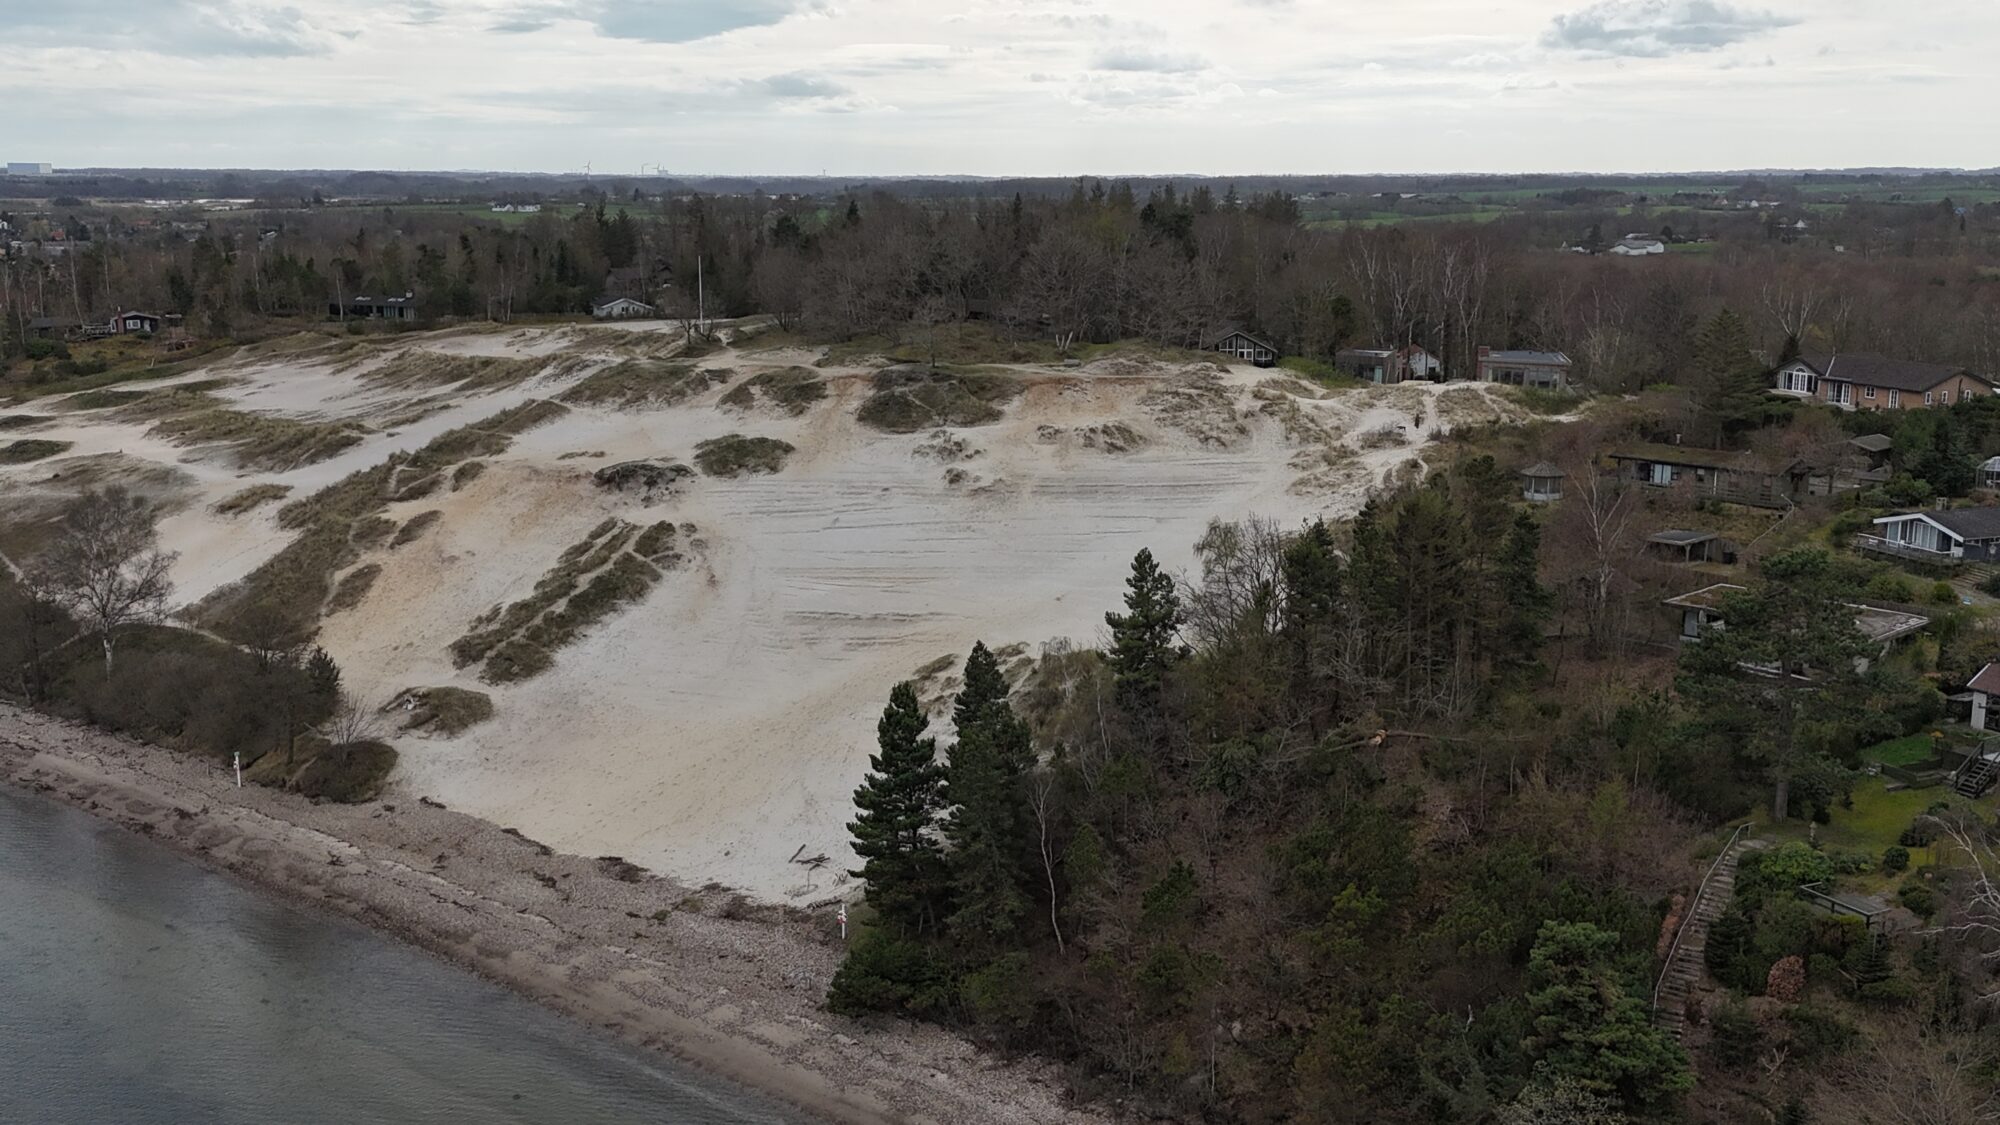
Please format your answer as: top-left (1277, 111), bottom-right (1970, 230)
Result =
top-left (847, 682), bottom-right (948, 935)
top-left (1525, 921), bottom-right (1693, 1109)
top-left (943, 643), bottom-right (1037, 947)
top-left (954, 641), bottom-right (1011, 737)
top-left (1499, 510), bottom-right (1551, 667)
top-left (1690, 308), bottom-right (1770, 443)
top-left (1281, 520), bottom-right (1344, 727)
top-left (1104, 548), bottom-right (1182, 710)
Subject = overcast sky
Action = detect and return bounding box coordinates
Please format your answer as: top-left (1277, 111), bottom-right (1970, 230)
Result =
top-left (2, 0), bottom-right (1994, 176)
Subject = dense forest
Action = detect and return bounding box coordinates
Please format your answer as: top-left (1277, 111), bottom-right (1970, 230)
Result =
top-left (7, 171), bottom-right (2000, 392)
top-left (825, 455), bottom-right (1999, 1122)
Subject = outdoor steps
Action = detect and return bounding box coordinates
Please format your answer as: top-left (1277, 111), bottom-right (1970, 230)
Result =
top-left (1956, 755), bottom-right (1999, 798)
top-left (1653, 831), bottom-right (1757, 1039)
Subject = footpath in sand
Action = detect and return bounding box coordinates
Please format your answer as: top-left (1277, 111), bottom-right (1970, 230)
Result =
top-left (0, 323), bottom-right (1531, 902)
top-left (0, 704), bottom-right (1106, 1125)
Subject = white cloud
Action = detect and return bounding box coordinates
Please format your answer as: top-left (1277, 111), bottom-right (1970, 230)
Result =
top-left (1544, 0), bottom-right (1799, 58)
top-left (0, 0), bottom-right (1993, 174)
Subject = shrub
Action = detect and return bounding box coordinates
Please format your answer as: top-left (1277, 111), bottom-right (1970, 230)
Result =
top-left (1930, 581), bottom-right (1960, 605)
top-left (1765, 955), bottom-right (1806, 1003)
top-left (1709, 1001), bottom-right (1762, 1068)
top-left (1783, 1005), bottom-right (1857, 1059)
top-left (1897, 880), bottom-right (1937, 918)
top-left (1864, 572), bottom-right (1917, 602)
top-left (1982, 571), bottom-right (2000, 598)
top-left (1882, 845), bottom-right (1910, 874)
top-left (825, 930), bottom-right (951, 1017)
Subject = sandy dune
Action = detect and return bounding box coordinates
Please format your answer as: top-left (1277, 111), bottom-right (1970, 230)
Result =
top-left (1, 324), bottom-right (1530, 900)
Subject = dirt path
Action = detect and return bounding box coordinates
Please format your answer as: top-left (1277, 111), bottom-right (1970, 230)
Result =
top-left (0, 704), bottom-right (1110, 1125)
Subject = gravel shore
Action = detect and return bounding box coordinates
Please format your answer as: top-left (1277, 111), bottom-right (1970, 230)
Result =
top-left (0, 704), bottom-right (1109, 1125)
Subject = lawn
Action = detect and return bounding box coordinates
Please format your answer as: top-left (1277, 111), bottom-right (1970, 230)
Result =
top-left (1862, 734), bottom-right (1941, 768)
top-left (1753, 777), bottom-right (1936, 859)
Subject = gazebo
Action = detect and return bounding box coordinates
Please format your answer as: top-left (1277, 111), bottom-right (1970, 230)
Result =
top-left (1520, 462), bottom-right (1563, 502)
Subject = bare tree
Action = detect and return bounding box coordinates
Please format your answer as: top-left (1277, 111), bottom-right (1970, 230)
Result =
top-left (323, 690), bottom-right (385, 748)
top-left (1928, 819), bottom-right (2000, 1008)
top-left (32, 488), bottom-right (177, 673)
top-left (1029, 769), bottom-right (1065, 953)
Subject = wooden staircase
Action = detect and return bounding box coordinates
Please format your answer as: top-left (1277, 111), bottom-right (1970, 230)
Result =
top-left (1653, 826), bottom-right (1757, 1039)
top-left (1955, 753), bottom-right (1999, 799)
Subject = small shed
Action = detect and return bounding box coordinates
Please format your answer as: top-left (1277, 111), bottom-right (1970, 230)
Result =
top-left (1648, 529), bottom-right (1720, 563)
top-left (111, 311), bottom-right (161, 334)
top-left (1520, 461), bottom-right (1563, 502)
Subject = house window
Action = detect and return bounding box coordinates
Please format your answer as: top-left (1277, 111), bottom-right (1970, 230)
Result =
top-left (1925, 391), bottom-right (1935, 405)
top-left (1865, 386), bottom-right (1876, 399)
top-left (1889, 390), bottom-right (1900, 407)
top-left (1964, 388), bottom-right (1975, 403)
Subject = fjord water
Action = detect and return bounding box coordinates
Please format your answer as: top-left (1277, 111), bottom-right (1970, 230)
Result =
top-left (0, 787), bottom-right (805, 1124)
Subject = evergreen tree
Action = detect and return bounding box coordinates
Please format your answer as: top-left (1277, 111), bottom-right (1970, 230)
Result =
top-left (1499, 510), bottom-right (1551, 667)
top-left (943, 643), bottom-right (1037, 946)
top-left (1704, 903), bottom-right (1760, 992)
top-left (1281, 519), bottom-right (1345, 727)
top-left (953, 641), bottom-right (1011, 737)
top-left (1104, 548), bottom-right (1182, 710)
top-left (847, 682), bottom-right (948, 935)
top-left (1689, 308), bottom-right (1771, 443)
top-left (1675, 547), bottom-right (1874, 820)
top-left (1524, 921), bottom-right (1693, 1110)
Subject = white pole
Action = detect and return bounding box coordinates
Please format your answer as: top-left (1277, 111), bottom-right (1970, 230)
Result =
top-left (836, 904), bottom-right (848, 941)
top-left (233, 752), bottom-right (242, 788)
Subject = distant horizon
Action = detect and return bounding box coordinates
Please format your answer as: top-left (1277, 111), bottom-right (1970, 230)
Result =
top-left (9, 165), bottom-right (2000, 184)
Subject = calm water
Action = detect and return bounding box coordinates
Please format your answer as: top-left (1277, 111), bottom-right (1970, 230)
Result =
top-left (0, 787), bottom-right (810, 1124)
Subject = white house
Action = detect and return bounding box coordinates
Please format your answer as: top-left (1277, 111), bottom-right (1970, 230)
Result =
top-left (591, 296), bottom-right (656, 320)
top-left (1866, 507), bottom-right (2000, 564)
top-left (1607, 236), bottom-right (1667, 256)
top-left (1968, 663), bottom-right (2000, 731)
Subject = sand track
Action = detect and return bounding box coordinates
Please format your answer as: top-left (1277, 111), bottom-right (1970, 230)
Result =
top-left (1, 323), bottom-right (1530, 900)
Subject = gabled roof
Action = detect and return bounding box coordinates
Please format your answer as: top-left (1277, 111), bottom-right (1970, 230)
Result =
top-left (1795, 353), bottom-right (1990, 393)
top-left (1206, 324), bottom-right (1277, 351)
top-left (1967, 663), bottom-right (2000, 696)
top-left (1876, 506), bottom-right (2000, 542)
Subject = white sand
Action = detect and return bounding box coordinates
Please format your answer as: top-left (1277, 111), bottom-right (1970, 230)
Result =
top-left (3, 327), bottom-right (1530, 900)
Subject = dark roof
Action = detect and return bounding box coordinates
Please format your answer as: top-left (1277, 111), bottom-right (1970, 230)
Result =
top-left (1485, 349), bottom-right (1571, 366)
top-left (1797, 353), bottom-right (1990, 393)
top-left (1206, 325), bottom-right (1278, 351)
top-left (1847, 433), bottom-right (1894, 453)
top-left (1649, 529), bottom-right (1719, 547)
top-left (1608, 442), bottom-right (1794, 473)
top-left (1882, 506), bottom-right (2000, 542)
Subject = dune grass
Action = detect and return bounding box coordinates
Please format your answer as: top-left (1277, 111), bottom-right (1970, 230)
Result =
top-left (693, 434), bottom-right (795, 477)
top-left (212, 483), bottom-right (293, 516)
top-left (201, 400), bottom-right (567, 643)
top-left (0, 439), bottom-right (73, 464)
top-left (558, 360), bottom-right (728, 409)
top-left (855, 366), bottom-right (1023, 433)
top-left (718, 367), bottom-right (827, 416)
top-left (450, 518), bottom-right (686, 683)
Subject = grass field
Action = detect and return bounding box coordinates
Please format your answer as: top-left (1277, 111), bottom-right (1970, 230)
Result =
top-left (1862, 735), bottom-right (1940, 768)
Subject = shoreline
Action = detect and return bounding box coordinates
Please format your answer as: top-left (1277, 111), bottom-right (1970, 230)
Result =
top-left (0, 704), bottom-right (1107, 1125)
